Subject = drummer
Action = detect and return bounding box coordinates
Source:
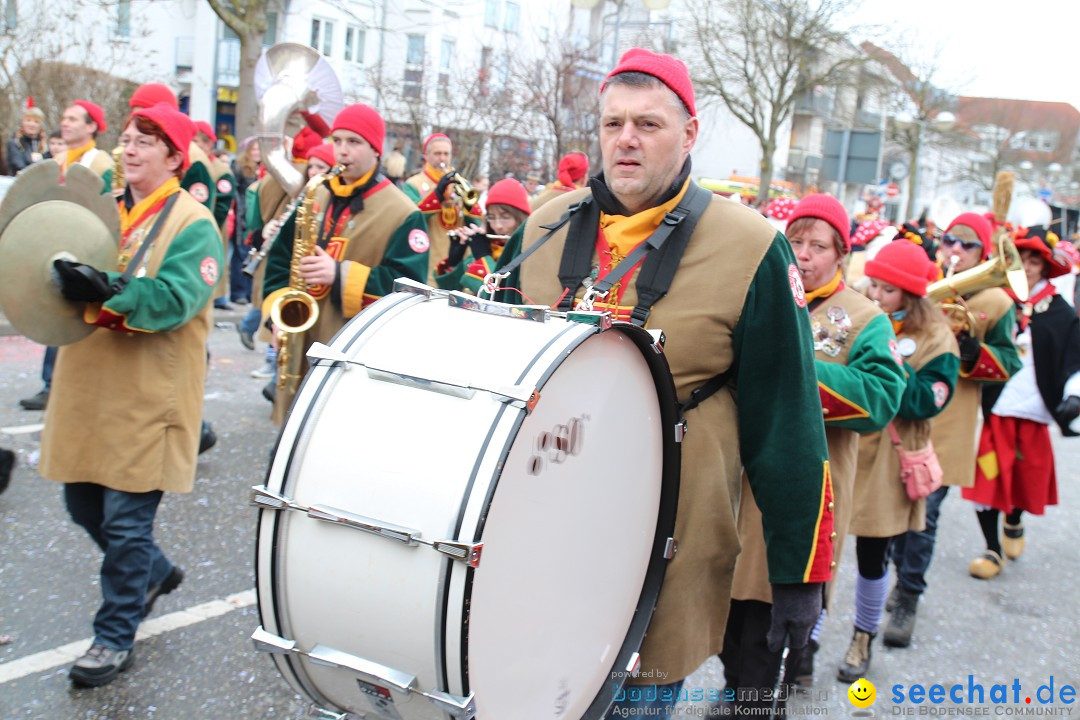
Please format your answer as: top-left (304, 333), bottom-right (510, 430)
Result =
top-left (41, 102), bottom-right (224, 687)
top-left (481, 48), bottom-right (834, 715)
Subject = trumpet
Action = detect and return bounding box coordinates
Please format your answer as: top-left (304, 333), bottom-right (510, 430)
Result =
top-left (438, 164), bottom-right (480, 210)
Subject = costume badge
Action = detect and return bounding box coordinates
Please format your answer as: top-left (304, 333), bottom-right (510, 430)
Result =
top-left (897, 337), bottom-right (917, 357)
top-left (200, 257), bottom-right (219, 286)
top-left (189, 182), bottom-right (210, 203)
top-left (932, 381), bottom-right (950, 408)
top-left (216, 178), bottom-right (233, 194)
top-left (788, 264), bottom-right (806, 308)
top-left (408, 228), bottom-right (430, 253)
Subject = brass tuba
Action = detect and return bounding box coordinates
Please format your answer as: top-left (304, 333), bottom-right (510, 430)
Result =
top-left (928, 234), bottom-right (1029, 332)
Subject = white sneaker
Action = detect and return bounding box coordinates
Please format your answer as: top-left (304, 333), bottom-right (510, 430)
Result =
top-left (251, 361), bottom-right (276, 379)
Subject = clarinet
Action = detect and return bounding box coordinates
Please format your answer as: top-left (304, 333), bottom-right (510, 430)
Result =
top-left (242, 197), bottom-right (301, 277)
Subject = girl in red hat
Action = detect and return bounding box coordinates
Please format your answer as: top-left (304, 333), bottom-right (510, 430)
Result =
top-left (835, 239), bottom-right (960, 682)
top-left (962, 226), bottom-right (1080, 579)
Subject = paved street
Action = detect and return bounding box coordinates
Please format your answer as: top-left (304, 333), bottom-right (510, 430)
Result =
top-left (2, 307), bottom-right (1079, 719)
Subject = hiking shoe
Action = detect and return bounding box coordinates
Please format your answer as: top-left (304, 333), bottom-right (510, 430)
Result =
top-left (251, 361), bottom-right (276, 379)
top-left (19, 390), bottom-right (48, 410)
top-left (885, 584), bottom-right (901, 613)
top-left (883, 588), bottom-right (919, 648)
top-left (837, 629), bottom-right (873, 683)
top-left (144, 566), bottom-right (184, 618)
top-left (237, 323), bottom-right (255, 351)
top-left (69, 644), bottom-right (134, 687)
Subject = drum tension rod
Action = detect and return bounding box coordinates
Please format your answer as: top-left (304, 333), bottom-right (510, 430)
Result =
top-left (250, 486), bottom-right (483, 567)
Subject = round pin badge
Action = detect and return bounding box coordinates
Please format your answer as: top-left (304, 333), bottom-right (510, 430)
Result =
top-left (897, 337), bottom-right (917, 357)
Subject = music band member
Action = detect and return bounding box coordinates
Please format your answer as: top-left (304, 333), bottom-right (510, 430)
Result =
top-left (485, 48), bottom-right (835, 715)
top-left (724, 195), bottom-right (905, 704)
top-left (194, 120), bottom-right (237, 303)
top-left (884, 212), bottom-right (1020, 647)
top-left (402, 132), bottom-right (482, 282)
top-left (261, 103), bottom-right (430, 424)
top-left (42, 103), bottom-right (224, 687)
top-left (530, 151), bottom-right (590, 211)
top-left (963, 226), bottom-right (1080, 579)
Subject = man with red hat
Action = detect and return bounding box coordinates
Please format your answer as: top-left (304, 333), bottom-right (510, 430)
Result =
top-left (41, 101), bottom-right (224, 687)
top-left (484, 48), bottom-right (834, 715)
top-left (402, 132), bottom-right (482, 281)
top-left (261, 103), bottom-right (429, 424)
top-left (531, 151), bottom-right (590, 210)
top-left (881, 211), bottom-right (1022, 647)
top-left (59, 100), bottom-right (113, 186)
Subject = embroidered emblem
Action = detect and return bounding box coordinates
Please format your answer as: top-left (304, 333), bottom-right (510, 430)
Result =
top-left (200, 257), bottom-right (219, 286)
top-left (932, 381), bottom-right (950, 408)
top-left (888, 338), bottom-right (903, 366)
top-left (408, 228), bottom-right (430, 253)
top-left (216, 178), bottom-right (232, 194)
top-left (189, 182), bottom-right (210, 203)
top-left (788, 264), bottom-right (806, 308)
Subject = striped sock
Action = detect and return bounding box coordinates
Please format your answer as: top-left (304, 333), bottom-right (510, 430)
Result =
top-left (854, 572), bottom-right (890, 635)
top-left (809, 608), bottom-right (827, 643)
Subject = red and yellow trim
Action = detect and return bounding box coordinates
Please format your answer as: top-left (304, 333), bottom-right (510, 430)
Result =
top-left (960, 343), bottom-right (1010, 382)
top-left (802, 461), bottom-right (835, 583)
top-left (818, 383), bottom-right (870, 422)
top-left (84, 303), bottom-right (151, 334)
top-left (342, 260), bottom-right (372, 317)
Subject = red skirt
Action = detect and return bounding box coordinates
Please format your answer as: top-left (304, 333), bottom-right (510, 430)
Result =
top-left (962, 414), bottom-right (1058, 515)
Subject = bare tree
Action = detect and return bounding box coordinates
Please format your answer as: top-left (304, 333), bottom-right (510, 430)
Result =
top-left (686, 0), bottom-right (867, 204)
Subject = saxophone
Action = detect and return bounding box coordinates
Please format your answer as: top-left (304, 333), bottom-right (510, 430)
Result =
top-left (270, 164), bottom-right (343, 396)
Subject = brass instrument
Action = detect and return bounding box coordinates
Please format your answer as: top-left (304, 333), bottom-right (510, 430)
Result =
top-left (928, 234), bottom-right (1028, 333)
top-left (270, 164), bottom-right (343, 396)
top-left (242, 197), bottom-right (301, 277)
top-left (437, 163), bottom-right (480, 210)
top-left (111, 145), bottom-right (125, 197)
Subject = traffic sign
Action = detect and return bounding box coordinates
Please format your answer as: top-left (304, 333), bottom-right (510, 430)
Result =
top-left (886, 182), bottom-right (900, 198)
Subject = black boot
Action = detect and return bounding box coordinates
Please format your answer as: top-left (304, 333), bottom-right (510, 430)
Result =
top-left (0, 448), bottom-right (14, 496)
top-left (883, 588), bottom-right (919, 648)
top-left (837, 629), bottom-right (873, 682)
top-left (793, 638), bottom-right (818, 689)
top-left (198, 421), bottom-right (217, 454)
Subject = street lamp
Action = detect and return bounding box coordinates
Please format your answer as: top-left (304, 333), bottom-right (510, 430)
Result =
top-left (893, 110), bottom-right (955, 220)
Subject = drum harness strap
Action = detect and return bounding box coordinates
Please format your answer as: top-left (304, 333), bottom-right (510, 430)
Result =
top-left (111, 192), bottom-right (179, 295)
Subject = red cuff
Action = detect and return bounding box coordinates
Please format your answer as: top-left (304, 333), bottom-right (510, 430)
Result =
top-left (960, 344), bottom-right (1010, 381)
top-left (803, 462), bottom-right (836, 583)
top-left (819, 383), bottom-right (869, 422)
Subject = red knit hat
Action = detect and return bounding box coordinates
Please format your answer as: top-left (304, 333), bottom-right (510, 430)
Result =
top-left (787, 194), bottom-right (851, 251)
top-left (1013, 226), bottom-right (1071, 279)
top-left (557, 152), bottom-right (589, 187)
top-left (305, 142), bottom-right (337, 169)
top-left (602, 48), bottom-right (696, 118)
top-left (193, 120), bottom-right (217, 144)
top-left (129, 83), bottom-right (179, 110)
top-left (130, 102), bottom-right (196, 170)
top-left (291, 127), bottom-right (324, 160)
top-left (864, 239), bottom-right (938, 297)
top-left (946, 212), bottom-right (993, 260)
top-left (332, 103), bottom-right (385, 155)
top-left (423, 132), bottom-right (450, 153)
top-left (73, 100), bottom-right (107, 133)
top-left (485, 178), bottom-right (532, 216)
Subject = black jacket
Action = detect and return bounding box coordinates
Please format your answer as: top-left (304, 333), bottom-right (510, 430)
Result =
top-left (6, 134), bottom-right (44, 175)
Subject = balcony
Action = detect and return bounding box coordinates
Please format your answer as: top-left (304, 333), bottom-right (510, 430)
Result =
top-left (794, 89), bottom-right (834, 117)
top-left (217, 38), bottom-right (240, 87)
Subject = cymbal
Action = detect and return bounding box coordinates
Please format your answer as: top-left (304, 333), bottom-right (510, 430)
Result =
top-left (0, 161), bottom-right (120, 346)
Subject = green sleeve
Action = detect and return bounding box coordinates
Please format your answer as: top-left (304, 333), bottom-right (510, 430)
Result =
top-left (181, 163), bottom-right (216, 211)
top-left (262, 209), bottom-right (295, 298)
top-left (402, 182), bottom-right (421, 204)
top-left (459, 254), bottom-right (498, 295)
top-left (434, 259), bottom-right (467, 291)
top-left (98, 218), bottom-right (224, 332)
top-left (99, 169), bottom-right (113, 195)
top-left (816, 314), bottom-right (906, 434)
top-left (734, 233), bottom-right (833, 584)
top-left (357, 211), bottom-right (430, 298)
top-left (213, 171), bottom-right (235, 226)
top-left (982, 305), bottom-right (1022, 379)
top-left (246, 183), bottom-right (264, 237)
top-left (897, 352), bottom-right (960, 421)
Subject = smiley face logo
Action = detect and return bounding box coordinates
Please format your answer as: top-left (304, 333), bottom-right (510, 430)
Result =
top-left (848, 678), bottom-right (876, 708)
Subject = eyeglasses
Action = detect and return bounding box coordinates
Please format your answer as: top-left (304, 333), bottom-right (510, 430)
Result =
top-left (117, 135), bottom-right (161, 150)
top-left (941, 234), bottom-right (982, 251)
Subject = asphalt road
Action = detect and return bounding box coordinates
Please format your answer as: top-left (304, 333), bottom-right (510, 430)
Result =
top-left (2, 307), bottom-right (1079, 719)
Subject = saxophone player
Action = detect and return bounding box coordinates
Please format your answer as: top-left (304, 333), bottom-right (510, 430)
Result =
top-left (261, 103), bottom-right (430, 423)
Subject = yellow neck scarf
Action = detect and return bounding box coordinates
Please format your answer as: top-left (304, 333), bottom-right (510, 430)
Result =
top-left (599, 179), bottom-right (690, 261)
top-left (425, 163), bottom-right (447, 181)
top-left (805, 269), bottom-right (844, 304)
top-left (64, 139), bottom-right (96, 169)
top-left (120, 177), bottom-right (180, 235)
top-left (330, 166), bottom-right (376, 198)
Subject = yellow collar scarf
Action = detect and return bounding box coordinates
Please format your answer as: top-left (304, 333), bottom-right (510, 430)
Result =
top-left (425, 163), bottom-right (447, 182)
top-left (120, 177), bottom-right (181, 235)
top-left (329, 166), bottom-right (376, 198)
top-left (599, 179), bottom-right (691, 259)
top-left (805, 269), bottom-right (843, 304)
top-left (64, 139), bottom-right (96, 169)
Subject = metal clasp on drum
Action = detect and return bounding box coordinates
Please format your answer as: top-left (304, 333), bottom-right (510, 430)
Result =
top-left (576, 285), bottom-right (608, 313)
top-left (481, 270), bottom-right (509, 300)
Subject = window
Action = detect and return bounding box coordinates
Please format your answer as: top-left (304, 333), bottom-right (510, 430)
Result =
top-left (264, 11), bottom-right (278, 46)
top-left (311, 18), bottom-right (333, 57)
top-left (503, 2), bottom-right (519, 33)
top-left (116, 0), bottom-right (130, 37)
top-left (1, 0), bottom-right (16, 32)
top-left (404, 35), bottom-right (425, 100)
top-left (484, 0), bottom-right (499, 28)
top-left (438, 39), bottom-right (454, 102)
top-left (479, 46), bottom-right (492, 96)
top-left (345, 25), bottom-right (365, 63)
top-left (406, 33), bottom-right (425, 66)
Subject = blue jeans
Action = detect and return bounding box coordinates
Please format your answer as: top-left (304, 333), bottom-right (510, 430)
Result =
top-left (606, 680), bottom-right (685, 717)
top-left (229, 238), bottom-right (252, 302)
top-left (890, 485), bottom-right (950, 594)
top-left (64, 483), bottom-right (173, 650)
top-left (42, 345), bottom-right (57, 390)
top-left (240, 306), bottom-right (262, 336)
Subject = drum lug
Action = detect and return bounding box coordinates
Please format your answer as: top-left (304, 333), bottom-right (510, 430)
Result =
top-left (426, 689), bottom-right (477, 719)
top-left (307, 643), bottom-right (418, 694)
top-left (433, 540), bottom-right (484, 567)
top-left (663, 537), bottom-right (679, 560)
top-left (647, 329), bottom-right (666, 351)
top-left (305, 705), bottom-right (349, 720)
top-left (566, 310), bottom-right (612, 329)
top-left (307, 341), bottom-right (351, 368)
top-left (392, 277), bottom-right (439, 297)
top-left (674, 420), bottom-right (688, 443)
top-left (307, 504), bottom-right (423, 546)
top-left (625, 651), bottom-right (642, 674)
top-left (251, 625), bottom-right (296, 654)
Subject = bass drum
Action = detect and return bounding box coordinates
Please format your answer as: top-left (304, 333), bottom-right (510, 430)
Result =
top-left (253, 285), bottom-right (680, 719)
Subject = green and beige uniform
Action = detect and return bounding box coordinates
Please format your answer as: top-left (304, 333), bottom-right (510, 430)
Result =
top-left (403, 165), bottom-right (482, 283)
top-left (63, 140), bottom-right (113, 190)
top-left (207, 154), bottom-right (236, 300)
top-left (489, 184), bottom-right (835, 682)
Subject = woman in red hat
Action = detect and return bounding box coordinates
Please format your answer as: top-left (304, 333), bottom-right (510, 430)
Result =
top-left (40, 103), bottom-right (225, 687)
top-left (531, 152), bottom-right (590, 211)
top-left (962, 226), bottom-right (1080, 579)
top-left (836, 238), bottom-right (959, 682)
top-left (434, 177), bottom-right (532, 293)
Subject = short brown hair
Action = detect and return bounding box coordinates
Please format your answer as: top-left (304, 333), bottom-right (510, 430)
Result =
top-left (787, 217), bottom-right (847, 257)
top-left (130, 114), bottom-right (185, 178)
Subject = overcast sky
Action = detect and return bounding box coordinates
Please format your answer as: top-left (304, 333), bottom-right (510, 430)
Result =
top-left (845, 0), bottom-right (1079, 110)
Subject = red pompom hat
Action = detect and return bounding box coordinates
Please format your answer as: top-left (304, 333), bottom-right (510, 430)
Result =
top-left (423, 132), bottom-right (451, 153)
top-left (193, 120), bottom-right (217, 144)
top-left (557, 152), bottom-right (589, 187)
top-left (73, 100), bottom-right (108, 133)
top-left (129, 83), bottom-right (179, 111)
top-left (787, 194), bottom-right (851, 251)
top-left (129, 102), bottom-right (196, 170)
top-left (485, 178), bottom-right (532, 216)
top-left (946, 212), bottom-right (993, 260)
top-left (864, 239), bottom-right (938, 297)
top-left (305, 142), bottom-right (337, 169)
top-left (332, 103), bottom-right (385, 156)
top-left (602, 48), bottom-right (696, 118)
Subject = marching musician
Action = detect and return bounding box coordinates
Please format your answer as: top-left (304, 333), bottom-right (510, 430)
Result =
top-left (530, 151), bottom-right (589, 210)
top-left (483, 48), bottom-right (835, 715)
top-left (723, 195), bottom-right (905, 705)
top-left (402, 132), bottom-right (482, 282)
top-left (193, 120), bottom-right (237, 303)
top-left (261, 104), bottom-right (430, 424)
top-left (59, 99), bottom-right (112, 186)
top-left (884, 212), bottom-right (1021, 646)
top-left (41, 102), bottom-right (224, 687)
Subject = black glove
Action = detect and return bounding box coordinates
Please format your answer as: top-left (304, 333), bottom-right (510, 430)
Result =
top-left (446, 234), bottom-right (468, 268)
top-left (52, 259), bottom-right (120, 303)
top-left (467, 232), bottom-right (492, 260)
top-left (1055, 395), bottom-right (1080, 437)
top-left (768, 582), bottom-right (823, 652)
top-left (434, 172), bottom-right (455, 203)
top-left (956, 330), bottom-right (982, 366)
